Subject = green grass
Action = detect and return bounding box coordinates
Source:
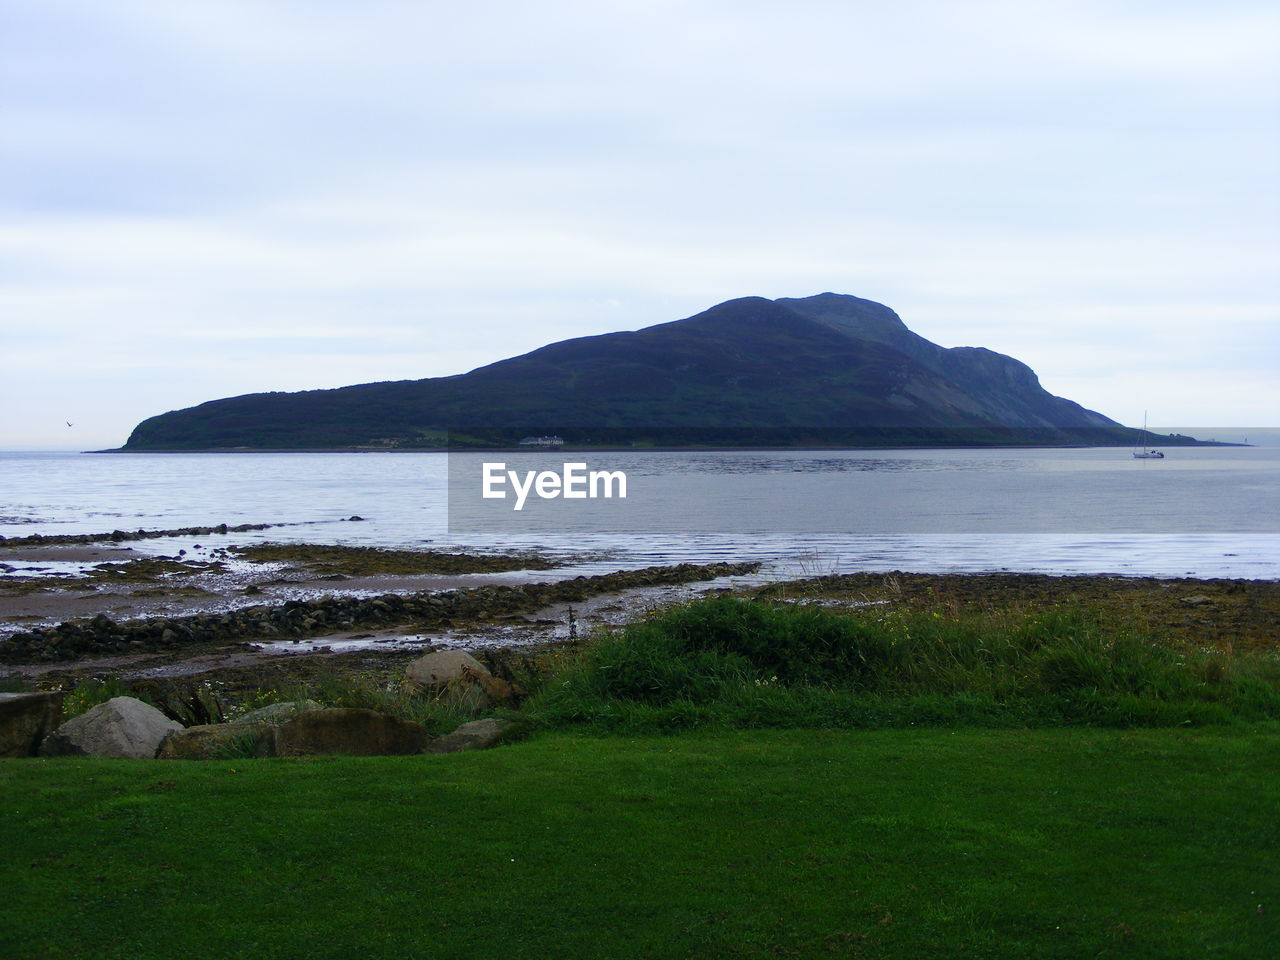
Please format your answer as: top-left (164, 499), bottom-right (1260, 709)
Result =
top-left (2, 727), bottom-right (1277, 959)
top-left (528, 596), bottom-right (1280, 731)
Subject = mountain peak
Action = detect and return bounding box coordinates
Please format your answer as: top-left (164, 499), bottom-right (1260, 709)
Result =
top-left (774, 293), bottom-right (916, 351)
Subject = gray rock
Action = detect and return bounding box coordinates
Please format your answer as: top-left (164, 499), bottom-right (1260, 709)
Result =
top-left (0, 691), bottom-right (66, 757)
top-left (405, 650), bottom-right (490, 688)
top-left (424, 718), bottom-right (512, 754)
top-left (406, 650), bottom-right (494, 709)
top-left (39, 696), bottom-right (182, 759)
top-left (235, 700), bottom-right (322, 724)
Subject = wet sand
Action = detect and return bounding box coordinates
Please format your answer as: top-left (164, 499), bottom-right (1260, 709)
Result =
top-left (0, 545), bottom-right (141, 564)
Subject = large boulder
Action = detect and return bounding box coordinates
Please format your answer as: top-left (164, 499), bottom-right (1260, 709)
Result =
top-left (405, 650), bottom-right (489, 688)
top-left (424, 718), bottom-right (512, 754)
top-left (404, 650), bottom-right (526, 708)
top-left (0, 691), bottom-right (66, 757)
top-left (269, 708), bottom-right (427, 756)
top-left (406, 650), bottom-right (493, 709)
top-left (157, 723), bottom-right (276, 760)
top-left (39, 696), bottom-right (182, 759)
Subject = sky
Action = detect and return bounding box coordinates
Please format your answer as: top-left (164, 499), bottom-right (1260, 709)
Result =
top-left (2, 0), bottom-right (1277, 449)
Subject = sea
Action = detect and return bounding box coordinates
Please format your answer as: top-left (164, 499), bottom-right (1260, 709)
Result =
top-left (1, 433), bottom-right (1278, 582)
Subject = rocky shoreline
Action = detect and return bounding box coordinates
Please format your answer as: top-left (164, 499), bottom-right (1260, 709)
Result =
top-left (0, 538), bottom-right (574, 627)
top-left (4, 526), bottom-right (1277, 724)
top-left (0, 561), bottom-right (761, 665)
top-left (0, 520), bottom-right (312, 548)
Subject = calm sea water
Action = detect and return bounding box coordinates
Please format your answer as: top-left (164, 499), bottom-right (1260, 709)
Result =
top-left (1, 444), bottom-right (1277, 580)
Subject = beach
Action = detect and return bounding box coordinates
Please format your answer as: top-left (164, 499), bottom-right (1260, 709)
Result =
top-left (4, 533), bottom-right (1277, 709)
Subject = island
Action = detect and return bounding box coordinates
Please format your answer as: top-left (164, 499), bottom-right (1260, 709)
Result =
top-left (117, 293), bottom-right (1210, 451)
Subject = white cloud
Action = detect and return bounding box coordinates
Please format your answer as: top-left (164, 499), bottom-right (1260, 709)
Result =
top-left (1, 0), bottom-right (1277, 448)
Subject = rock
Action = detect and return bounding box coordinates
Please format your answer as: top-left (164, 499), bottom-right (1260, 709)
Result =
top-left (270, 708), bottom-right (426, 756)
top-left (157, 723), bottom-right (276, 760)
top-left (1180, 595), bottom-right (1213, 607)
top-left (405, 650), bottom-right (490, 688)
top-left (406, 650), bottom-right (496, 708)
top-left (235, 700), bottom-right (322, 724)
top-left (39, 697), bottom-right (182, 759)
top-left (0, 691), bottom-right (66, 757)
top-left (424, 718), bottom-right (512, 754)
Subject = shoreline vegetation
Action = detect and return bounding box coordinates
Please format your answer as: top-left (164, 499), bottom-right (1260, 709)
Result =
top-left (527, 592), bottom-right (1280, 731)
top-left (16, 579), bottom-right (1272, 732)
top-left (1, 539), bottom-right (1276, 720)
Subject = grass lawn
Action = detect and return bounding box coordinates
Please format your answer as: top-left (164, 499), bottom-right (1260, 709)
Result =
top-left (2, 726), bottom-right (1277, 960)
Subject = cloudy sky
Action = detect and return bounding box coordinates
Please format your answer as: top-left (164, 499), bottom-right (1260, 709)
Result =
top-left (2, 0), bottom-right (1277, 449)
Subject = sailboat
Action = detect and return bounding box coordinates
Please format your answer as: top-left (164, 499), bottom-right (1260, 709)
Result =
top-left (1133, 412), bottom-right (1164, 459)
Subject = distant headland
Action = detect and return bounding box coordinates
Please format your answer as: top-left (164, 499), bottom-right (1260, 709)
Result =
top-left (116, 294), bottom-right (1217, 451)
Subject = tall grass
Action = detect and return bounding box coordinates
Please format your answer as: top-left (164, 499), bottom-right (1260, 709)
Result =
top-left (529, 595), bottom-right (1280, 731)
top-left (61, 675), bottom-right (138, 719)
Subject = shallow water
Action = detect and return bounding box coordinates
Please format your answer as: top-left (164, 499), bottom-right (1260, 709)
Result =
top-left (1, 447), bottom-right (1277, 580)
